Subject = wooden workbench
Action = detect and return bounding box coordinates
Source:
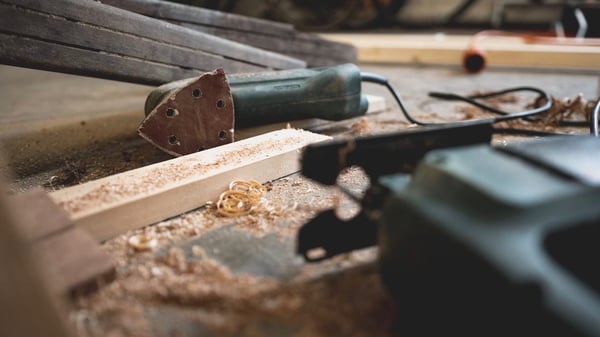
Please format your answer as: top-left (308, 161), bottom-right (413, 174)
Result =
top-left (1, 58), bottom-right (598, 336)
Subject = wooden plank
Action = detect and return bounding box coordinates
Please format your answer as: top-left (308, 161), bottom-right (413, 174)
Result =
top-left (364, 94), bottom-right (386, 114)
top-left (0, 3), bottom-right (263, 76)
top-left (0, 65), bottom-right (149, 177)
top-left (0, 33), bottom-right (201, 85)
top-left (8, 188), bottom-right (116, 295)
top-left (32, 225), bottom-right (116, 295)
top-left (0, 0), bottom-right (304, 84)
top-left (49, 129), bottom-right (331, 241)
top-left (7, 0), bottom-right (304, 70)
top-left (102, 0), bottom-right (356, 67)
top-left (7, 188), bottom-right (73, 241)
top-left (179, 22), bottom-right (357, 67)
top-left (100, 0), bottom-right (296, 36)
top-left (0, 186), bottom-right (74, 337)
top-left (321, 33), bottom-right (600, 70)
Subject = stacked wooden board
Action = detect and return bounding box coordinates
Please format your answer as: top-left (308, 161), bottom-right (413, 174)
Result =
top-left (0, 0), bottom-right (358, 86)
top-left (0, 186), bottom-right (75, 337)
top-left (7, 188), bottom-right (116, 295)
top-left (101, 0), bottom-right (357, 67)
top-left (0, 0), bottom-right (305, 86)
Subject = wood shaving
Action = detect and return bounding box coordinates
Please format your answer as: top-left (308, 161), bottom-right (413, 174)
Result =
top-left (436, 91), bottom-right (593, 135)
top-left (528, 93), bottom-right (596, 125)
top-left (70, 158), bottom-right (394, 337)
top-left (216, 180), bottom-right (267, 217)
top-left (350, 117), bottom-right (371, 135)
top-left (127, 234), bottom-right (158, 251)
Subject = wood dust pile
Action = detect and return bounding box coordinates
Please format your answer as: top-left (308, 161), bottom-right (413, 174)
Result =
top-left (70, 170), bottom-right (397, 337)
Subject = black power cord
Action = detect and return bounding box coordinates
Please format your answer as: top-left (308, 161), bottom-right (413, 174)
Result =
top-left (428, 88), bottom-right (552, 122)
top-left (360, 72), bottom-right (599, 137)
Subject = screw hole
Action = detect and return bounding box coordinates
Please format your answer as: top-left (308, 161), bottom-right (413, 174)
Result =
top-left (192, 88), bottom-right (202, 98)
top-left (165, 108), bottom-right (176, 118)
top-left (218, 130), bottom-right (227, 140)
top-left (216, 99), bottom-right (225, 109)
top-left (168, 135), bottom-right (178, 145)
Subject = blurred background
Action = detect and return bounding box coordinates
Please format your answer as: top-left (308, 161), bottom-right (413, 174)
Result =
top-left (165, 0), bottom-right (600, 36)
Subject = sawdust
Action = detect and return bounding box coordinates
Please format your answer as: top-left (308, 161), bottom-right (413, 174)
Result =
top-left (70, 168), bottom-right (394, 337)
top-left (43, 160), bottom-right (87, 189)
top-left (425, 90), bottom-right (591, 136)
top-left (528, 94), bottom-right (596, 125)
top-left (196, 174), bottom-right (346, 238)
top-left (56, 130), bottom-right (325, 215)
top-left (350, 117), bottom-right (371, 135)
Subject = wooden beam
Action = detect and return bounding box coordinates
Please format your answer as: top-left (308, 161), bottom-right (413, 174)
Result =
top-left (102, 0), bottom-right (357, 67)
top-left (0, 33), bottom-right (201, 85)
top-left (0, 186), bottom-right (74, 337)
top-left (321, 33), bottom-right (600, 70)
top-left (0, 4), bottom-right (249, 73)
top-left (180, 23), bottom-right (358, 67)
top-left (8, 188), bottom-right (116, 295)
top-left (101, 0), bottom-right (296, 36)
top-left (0, 0), bottom-right (304, 85)
top-left (49, 129), bottom-right (330, 241)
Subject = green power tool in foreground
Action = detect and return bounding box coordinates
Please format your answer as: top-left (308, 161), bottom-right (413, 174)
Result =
top-left (298, 130), bottom-right (600, 337)
top-left (139, 64), bottom-right (368, 156)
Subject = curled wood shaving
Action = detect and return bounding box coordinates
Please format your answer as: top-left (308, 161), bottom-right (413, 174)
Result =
top-left (127, 234), bottom-right (158, 251)
top-left (216, 180), bottom-right (267, 217)
top-left (529, 94), bottom-right (596, 124)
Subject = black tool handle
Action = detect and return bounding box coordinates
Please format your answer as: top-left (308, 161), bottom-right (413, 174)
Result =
top-left (301, 121), bottom-right (494, 185)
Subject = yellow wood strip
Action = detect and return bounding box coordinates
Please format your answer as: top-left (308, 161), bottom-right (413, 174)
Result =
top-left (49, 129), bottom-right (330, 241)
top-left (321, 33), bottom-right (600, 69)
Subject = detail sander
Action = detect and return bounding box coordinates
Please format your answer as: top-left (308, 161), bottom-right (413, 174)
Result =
top-left (139, 64), bottom-right (369, 156)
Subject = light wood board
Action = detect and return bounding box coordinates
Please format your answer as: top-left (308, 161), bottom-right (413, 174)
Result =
top-left (0, 185), bottom-right (74, 337)
top-left (8, 188), bottom-right (116, 295)
top-left (321, 33), bottom-right (600, 70)
top-left (49, 129), bottom-right (331, 241)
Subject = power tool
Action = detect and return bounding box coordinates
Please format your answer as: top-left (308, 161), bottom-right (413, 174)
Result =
top-left (139, 64), bottom-right (368, 156)
top-left (298, 131), bottom-right (600, 337)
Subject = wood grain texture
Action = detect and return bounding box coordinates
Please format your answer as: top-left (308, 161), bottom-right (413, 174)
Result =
top-left (7, 188), bottom-right (73, 241)
top-left (102, 0), bottom-right (356, 67)
top-left (0, 187), bottom-right (74, 337)
top-left (179, 22), bottom-right (357, 67)
top-left (32, 224), bottom-right (116, 295)
top-left (0, 0), bottom-right (304, 85)
top-left (8, 188), bottom-right (116, 295)
top-left (9, 0), bottom-right (303, 69)
top-left (49, 129), bottom-right (331, 241)
top-left (100, 0), bottom-right (295, 35)
top-left (0, 3), bottom-right (250, 74)
top-left (0, 33), bottom-right (202, 85)
top-left (321, 33), bottom-right (600, 69)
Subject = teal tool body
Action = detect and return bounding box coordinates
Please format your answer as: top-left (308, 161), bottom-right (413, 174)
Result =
top-left (139, 64), bottom-right (368, 156)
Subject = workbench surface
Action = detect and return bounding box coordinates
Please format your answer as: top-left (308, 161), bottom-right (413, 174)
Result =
top-left (1, 62), bottom-right (598, 337)
top-left (1, 63), bottom-right (597, 189)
